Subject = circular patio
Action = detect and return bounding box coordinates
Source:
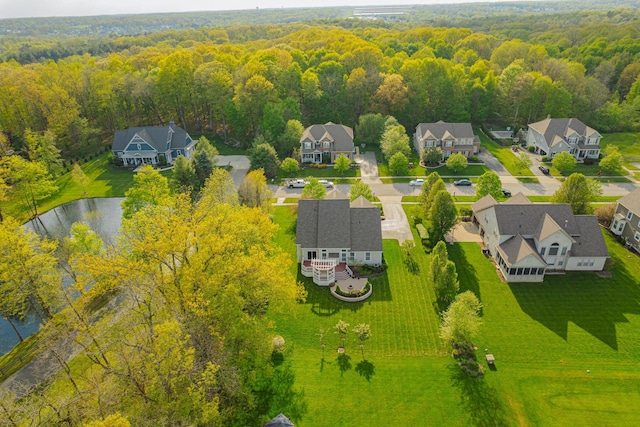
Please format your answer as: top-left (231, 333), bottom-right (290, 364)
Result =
top-left (330, 278), bottom-right (372, 302)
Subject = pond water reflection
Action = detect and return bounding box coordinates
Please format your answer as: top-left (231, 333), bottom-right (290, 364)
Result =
top-left (0, 198), bottom-right (124, 356)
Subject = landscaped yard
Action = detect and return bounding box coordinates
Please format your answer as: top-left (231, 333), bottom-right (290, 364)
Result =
top-left (271, 205), bottom-right (640, 426)
top-left (602, 132), bottom-right (640, 164)
top-left (477, 127), bottom-right (534, 177)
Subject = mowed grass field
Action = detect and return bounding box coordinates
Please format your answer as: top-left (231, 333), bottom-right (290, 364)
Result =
top-left (271, 205), bottom-right (640, 426)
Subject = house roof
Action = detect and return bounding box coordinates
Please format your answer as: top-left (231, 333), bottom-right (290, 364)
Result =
top-left (471, 194), bottom-right (497, 213)
top-left (265, 413), bottom-right (294, 427)
top-left (503, 192), bottom-right (531, 205)
top-left (300, 123), bottom-right (354, 152)
top-left (296, 197), bottom-right (382, 252)
top-left (492, 203), bottom-right (580, 237)
top-left (571, 216), bottom-right (610, 257)
top-left (112, 122), bottom-right (190, 152)
top-left (617, 188), bottom-right (640, 215)
top-left (415, 121), bottom-right (475, 141)
top-left (497, 235), bottom-right (546, 266)
top-left (534, 213), bottom-right (573, 243)
top-left (528, 118), bottom-right (600, 145)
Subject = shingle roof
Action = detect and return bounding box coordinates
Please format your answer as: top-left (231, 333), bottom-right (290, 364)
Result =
top-left (571, 216), bottom-right (610, 257)
top-left (112, 122), bottom-right (189, 152)
top-left (497, 235), bottom-right (546, 266)
top-left (471, 194), bottom-right (497, 213)
top-left (300, 123), bottom-right (354, 153)
top-left (265, 413), bottom-right (294, 427)
top-left (492, 203), bottom-right (579, 237)
top-left (617, 188), bottom-right (640, 215)
top-left (296, 197), bottom-right (382, 252)
top-left (528, 118), bottom-right (600, 146)
top-left (416, 121), bottom-right (475, 141)
top-left (503, 192), bottom-right (531, 205)
top-left (534, 213), bottom-right (572, 243)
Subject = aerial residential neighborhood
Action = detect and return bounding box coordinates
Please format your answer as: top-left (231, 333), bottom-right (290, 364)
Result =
top-left (2, 1), bottom-right (640, 426)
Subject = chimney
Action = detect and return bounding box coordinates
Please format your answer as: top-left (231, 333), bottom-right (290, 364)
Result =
top-left (169, 120), bottom-right (175, 126)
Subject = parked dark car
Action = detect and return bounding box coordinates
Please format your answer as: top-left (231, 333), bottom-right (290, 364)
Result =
top-left (454, 179), bottom-right (472, 186)
top-left (502, 189), bottom-right (512, 196)
top-left (538, 165), bottom-right (550, 174)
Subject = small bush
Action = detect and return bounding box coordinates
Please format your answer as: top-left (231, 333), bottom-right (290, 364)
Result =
top-left (416, 224), bottom-right (429, 240)
top-left (541, 156), bottom-right (549, 162)
top-left (468, 155), bottom-right (479, 163)
top-left (413, 216), bottom-right (423, 225)
top-left (528, 146), bottom-right (535, 152)
top-left (584, 158), bottom-right (595, 165)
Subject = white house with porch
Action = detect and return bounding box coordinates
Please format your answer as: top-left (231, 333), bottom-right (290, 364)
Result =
top-left (111, 121), bottom-right (197, 166)
top-left (525, 117), bottom-right (601, 160)
top-left (296, 192), bottom-right (382, 286)
top-left (300, 122), bottom-right (355, 164)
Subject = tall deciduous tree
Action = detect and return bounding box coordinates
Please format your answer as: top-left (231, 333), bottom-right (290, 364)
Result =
top-left (72, 163), bottom-right (90, 195)
top-left (514, 152), bottom-right (533, 174)
top-left (445, 153), bottom-right (468, 174)
top-left (281, 157), bottom-right (299, 177)
top-left (422, 146), bottom-right (443, 165)
top-left (551, 151), bottom-right (577, 173)
top-left (380, 124), bottom-right (411, 161)
top-left (475, 171), bottom-right (502, 199)
top-left (334, 153), bottom-right (352, 176)
top-left (301, 176), bottom-right (327, 200)
top-left (429, 190), bottom-right (458, 243)
top-left (439, 291), bottom-right (482, 345)
top-left (276, 119), bottom-right (304, 159)
top-left (599, 145), bottom-right (623, 172)
top-left (551, 172), bottom-right (602, 214)
top-left (349, 180), bottom-right (375, 202)
top-left (0, 217), bottom-right (62, 323)
top-left (24, 129), bottom-right (63, 177)
top-left (121, 165), bottom-right (171, 219)
top-left (388, 151), bottom-right (409, 176)
top-left (238, 169), bottom-right (273, 213)
top-left (0, 156), bottom-right (58, 219)
top-left (355, 113), bottom-right (386, 147)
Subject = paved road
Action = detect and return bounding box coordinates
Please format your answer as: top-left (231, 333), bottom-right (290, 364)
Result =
top-left (216, 155), bottom-right (250, 187)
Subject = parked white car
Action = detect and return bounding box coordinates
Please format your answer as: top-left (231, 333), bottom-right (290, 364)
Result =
top-left (318, 179), bottom-right (334, 188)
top-left (409, 178), bottom-right (425, 186)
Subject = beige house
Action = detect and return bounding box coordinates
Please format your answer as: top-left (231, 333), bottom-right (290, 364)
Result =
top-left (300, 122), bottom-right (355, 164)
top-left (610, 188), bottom-right (640, 254)
top-left (525, 117), bottom-right (601, 160)
top-left (413, 121), bottom-right (480, 159)
top-left (296, 192), bottom-right (382, 286)
top-left (472, 193), bottom-right (609, 282)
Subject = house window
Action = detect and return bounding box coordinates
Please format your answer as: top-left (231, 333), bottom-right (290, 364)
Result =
top-left (323, 141), bottom-right (330, 148)
top-left (349, 252), bottom-right (355, 261)
top-left (137, 144), bottom-right (141, 150)
top-left (548, 243), bottom-right (559, 256)
top-left (426, 141), bottom-right (434, 147)
top-left (558, 260), bottom-right (563, 266)
top-left (523, 268), bottom-right (530, 275)
top-left (618, 221), bottom-right (625, 232)
top-left (365, 252), bottom-right (371, 261)
top-left (516, 268), bottom-right (523, 275)
top-left (540, 247), bottom-right (546, 255)
top-left (304, 142), bottom-right (312, 149)
top-left (589, 259), bottom-right (595, 266)
top-left (627, 210), bottom-right (633, 220)
top-left (445, 141), bottom-right (453, 147)
top-left (635, 232), bottom-right (640, 242)
top-left (341, 250), bottom-right (347, 262)
top-left (577, 260), bottom-right (583, 266)
top-left (321, 249), bottom-right (327, 260)
top-left (561, 247), bottom-right (567, 256)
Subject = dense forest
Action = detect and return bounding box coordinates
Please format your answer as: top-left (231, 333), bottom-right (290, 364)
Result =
top-left (1, 2), bottom-right (640, 164)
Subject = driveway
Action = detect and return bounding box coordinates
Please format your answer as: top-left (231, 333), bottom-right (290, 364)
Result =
top-left (355, 152), bottom-right (381, 184)
top-left (478, 148), bottom-right (511, 176)
top-left (215, 155), bottom-right (250, 187)
top-left (378, 196), bottom-right (413, 243)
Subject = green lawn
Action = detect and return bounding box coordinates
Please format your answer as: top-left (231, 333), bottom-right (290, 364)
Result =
top-left (477, 128), bottom-right (534, 177)
top-left (601, 132), bottom-right (640, 163)
top-left (271, 205), bottom-right (640, 426)
top-left (2, 154), bottom-right (145, 222)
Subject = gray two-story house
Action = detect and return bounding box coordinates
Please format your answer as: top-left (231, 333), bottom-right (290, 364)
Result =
top-left (526, 117), bottom-right (601, 160)
top-left (610, 188), bottom-right (640, 254)
top-left (413, 121), bottom-right (480, 159)
top-left (112, 121), bottom-right (197, 166)
top-left (300, 122), bottom-right (355, 164)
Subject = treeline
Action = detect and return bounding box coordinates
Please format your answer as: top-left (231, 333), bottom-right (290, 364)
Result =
top-left (1, 8), bottom-right (640, 162)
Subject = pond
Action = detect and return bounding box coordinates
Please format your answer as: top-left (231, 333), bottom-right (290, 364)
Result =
top-left (0, 198), bottom-right (123, 357)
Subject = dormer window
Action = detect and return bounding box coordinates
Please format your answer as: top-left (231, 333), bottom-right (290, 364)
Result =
top-left (548, 243), bottom-right (559, 256)
top-left (627, 210), bottom-right (633, 220)
top-left (323, 141), bottom-right (330, 148)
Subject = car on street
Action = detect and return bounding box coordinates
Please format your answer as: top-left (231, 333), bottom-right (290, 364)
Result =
top-left (286, 179), bottom-right (309, 188)
top-left (409, 178), bottom-right (425, 186)
top-left (502, 188), bottom-right (512, 196)
top-left (318, 179), bottom-right (334, 188)
top-left (538, 165), bottom-right (550, 174)
top-left (453, 179), bottom-right (472, 186)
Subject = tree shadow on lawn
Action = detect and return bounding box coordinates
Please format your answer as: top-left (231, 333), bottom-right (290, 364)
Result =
top-left (355, 359), bottom-right (375, 381)
top-left (509, 265), bottom-right (640, 350)
top-left (256, 359), bottom-right (308, 425)
top-left (449, 364), bottom-right (510, 427)
top-left (447, 244), bottom-right (482, 305)
top-left (337, 353), bottom-right (352, 376)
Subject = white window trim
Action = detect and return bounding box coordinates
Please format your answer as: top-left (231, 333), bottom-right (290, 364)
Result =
top-left (635, 231), bottom-right (640, 242)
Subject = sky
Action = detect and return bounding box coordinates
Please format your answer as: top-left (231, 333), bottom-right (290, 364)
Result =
top-left (0, 0), bottom-right (524, 19)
